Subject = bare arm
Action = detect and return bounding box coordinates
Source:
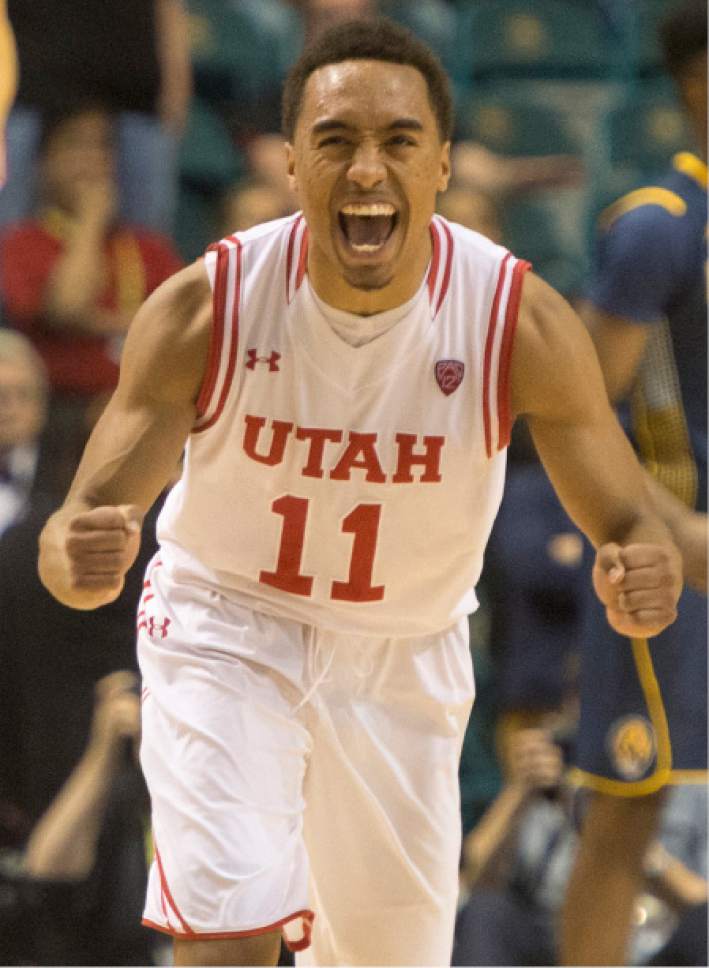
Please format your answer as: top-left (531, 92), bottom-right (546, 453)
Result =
top-left (38, 259), bottom-right (211, 609)
top-left (583, 301), bottom-right (706, 593)
top-left (155, 0), bottom-right (192, 135)
top-left (580, 303), bottom-right (650, 403)
top-left (511, 273), bottom-right (681, 637)
top-left (644, 842), bottom-right (708, 910)
top-left (24, 672), bottom-right (140, 881)
top-left (44, 181), bottom-right (128, 336)
top-left (462, 729), bottom-right (564, 889)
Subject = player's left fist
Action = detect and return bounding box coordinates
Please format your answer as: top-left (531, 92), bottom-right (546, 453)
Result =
top-left (593, 542), bottom-right (682, 638)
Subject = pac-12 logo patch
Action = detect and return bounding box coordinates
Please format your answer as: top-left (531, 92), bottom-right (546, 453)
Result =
top-left (435, 360), bottom-right (464, 396)
top-left (607, 715), bottom-right (656, 780)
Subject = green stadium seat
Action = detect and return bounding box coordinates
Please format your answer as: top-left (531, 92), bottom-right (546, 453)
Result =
top-left (626, 0), bottom-right (676, 78)
top-left (457, 0), bottom-right (617, 81)
top-left (186, 0), bottom-right (303, 103)
top-left (379, 0), bottom-right (463, 80)
top-left (456, 93), bottom-right (578, 156)
top-left (606, 85), bottom-right (692, 175)
top-left (503, 200), bottom-right (584, 296)
top-left (179, 99), bottom-right (245, 190)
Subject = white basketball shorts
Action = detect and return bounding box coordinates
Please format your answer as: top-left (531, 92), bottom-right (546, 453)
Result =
top-left (137, 554), bottom-right (475, 966)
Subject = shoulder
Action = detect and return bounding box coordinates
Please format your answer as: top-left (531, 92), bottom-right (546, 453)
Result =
top-left (597, 183), bottom-right (690, 254)
top-left (118, 259), bottom-right (212, 404)
top-left (512, 272), bottom-right (600, 420)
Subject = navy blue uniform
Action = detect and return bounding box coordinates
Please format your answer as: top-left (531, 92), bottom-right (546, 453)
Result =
top-left (574, 152), bottom-right (707, 794)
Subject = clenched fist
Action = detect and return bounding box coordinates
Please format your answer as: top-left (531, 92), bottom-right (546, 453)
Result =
top-left (593, 542), bottom-right (682, 638)
top-left (39, 503), bottom-right (143, 610)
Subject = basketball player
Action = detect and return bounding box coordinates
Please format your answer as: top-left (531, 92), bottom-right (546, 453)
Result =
top-left (0, 0), bottom-right (18, 185)
top-left (561, 3), bottom-right (707, 964)
top-left (37, 20), bottom-right (682, 967)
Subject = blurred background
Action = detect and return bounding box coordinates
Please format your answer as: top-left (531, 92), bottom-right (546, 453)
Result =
top-left (0, 1), bottom-right (705, 966)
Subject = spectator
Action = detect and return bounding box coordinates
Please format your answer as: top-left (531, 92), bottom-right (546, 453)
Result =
top-left (0, 104), bottom-right (183, 425)
top-left (453, 723), bottom-right (577, 966)
top-left (0, 671), bottom-right (155, 965)
top-left (0, 0), bottom-right (191, 233)
top-left (0, 329), bottom-right (46, 535)
top-left (220, 176), bottom-right (294, 237)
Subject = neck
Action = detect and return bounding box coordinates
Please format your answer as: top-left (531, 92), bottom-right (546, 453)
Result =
top-left (308, 229), bottom-right (432, 315)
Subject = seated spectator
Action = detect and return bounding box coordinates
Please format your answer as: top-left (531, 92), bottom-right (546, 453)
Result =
top-left (0, 671), bottom-right (156, 965)
top-left (0, 104), bottom-right (183, 415)
top-left (220, 176), bottom-right (294, 236)
top-left (0, 0), bottom-right (191, 233)
top-left (0, 329), bottom-right (46, 535)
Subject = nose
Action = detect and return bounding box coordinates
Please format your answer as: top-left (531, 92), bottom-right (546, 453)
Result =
top-left (346, 142), bottom-right (386, 190)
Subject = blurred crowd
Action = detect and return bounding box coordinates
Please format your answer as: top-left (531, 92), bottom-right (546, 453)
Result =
top-left (0, 1), bottom-right (705, 966)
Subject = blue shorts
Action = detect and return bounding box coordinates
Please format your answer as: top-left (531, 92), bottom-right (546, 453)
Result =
top-left (573, 570), bottom-right (708, 796)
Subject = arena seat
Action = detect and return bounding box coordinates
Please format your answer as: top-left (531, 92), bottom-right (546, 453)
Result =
top-left (457, 0), bottom-right (617, 81)
top-left (456, 93), bottom-right (578, 156)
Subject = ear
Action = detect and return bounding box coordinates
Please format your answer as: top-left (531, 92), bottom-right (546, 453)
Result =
top-left (285, 142), bottom-right (297, 194)
top-left (437, 141), bottom-right (452, 193)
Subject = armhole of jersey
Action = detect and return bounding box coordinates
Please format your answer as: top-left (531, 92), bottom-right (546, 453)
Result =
top-left (193, 238), bottom-right (242, 433)
top-left (482, 254), bottom-right (531, 457)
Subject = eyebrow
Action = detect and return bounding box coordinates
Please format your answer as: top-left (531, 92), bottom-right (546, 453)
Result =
top-left (311, 117), bottom-right (424, 135)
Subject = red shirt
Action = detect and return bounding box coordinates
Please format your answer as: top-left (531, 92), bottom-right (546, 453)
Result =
top-left (0, 218), bottom-right (183, 396)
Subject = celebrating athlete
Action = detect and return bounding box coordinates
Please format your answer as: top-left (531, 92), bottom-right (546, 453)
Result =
top-left (38, 20), bottom-right (681, 967)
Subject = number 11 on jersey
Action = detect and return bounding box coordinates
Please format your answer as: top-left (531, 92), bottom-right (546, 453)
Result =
top-left (260, 495), bottom-right (385, 602)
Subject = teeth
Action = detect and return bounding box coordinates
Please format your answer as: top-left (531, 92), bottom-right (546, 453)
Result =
top-left (351, 242), bottom-right (385, 252)
top-left (340, 203), bottom-right (396, 217)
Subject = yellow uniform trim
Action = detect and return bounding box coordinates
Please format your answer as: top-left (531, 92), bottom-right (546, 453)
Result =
top-left (669, 770), bottom-right (709, 784)
top-left (571, 638), bottom-right (675, 797)
top-left (599, 188), bottom-right (687, 231)
top-left (673, 151), bottom-right (708, 190)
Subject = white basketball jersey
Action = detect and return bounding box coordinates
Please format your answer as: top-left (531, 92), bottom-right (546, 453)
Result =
top-left (157, 214), bottom-right (530, 636)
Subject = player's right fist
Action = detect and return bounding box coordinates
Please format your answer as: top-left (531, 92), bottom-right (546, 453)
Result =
top-left (38, 504), bottom-right (143, 610)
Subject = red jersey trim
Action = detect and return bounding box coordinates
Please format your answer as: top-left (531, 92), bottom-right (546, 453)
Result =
top-left (285, 214), bottom-right (302, 302)
top-left (193, 239), bottom-right (242, 434)
top-left (427, 221), bottom-right (441, 304)
top-left (483, 252), bottom-right (512, 458)
top-left (496, 259), bottom-right (531, 450)
top-left (142, 908), bottom-right (315, 952)
top-left (434, 218), bottom-right (454, 316)
top-left (194, 243), bottom-right (227, 419)
top-left (154, 846), bottom-right (194, 935)
top-left (427, 217), bottom-right (454, 318)
top-left (285, 215), bottom-right (308, 304)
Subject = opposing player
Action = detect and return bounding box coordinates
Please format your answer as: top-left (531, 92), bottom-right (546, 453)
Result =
top-left (37, 20), bottom-right (682, 967)
top-left (561, 3), bottom-right (707, 964)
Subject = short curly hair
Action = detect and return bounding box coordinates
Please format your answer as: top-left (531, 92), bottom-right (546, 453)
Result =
top-left (282, 17), bottom-right (453, 142)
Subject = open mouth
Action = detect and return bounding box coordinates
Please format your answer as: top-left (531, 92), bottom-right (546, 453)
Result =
top-left (337, 202), bottom-right (398, 254)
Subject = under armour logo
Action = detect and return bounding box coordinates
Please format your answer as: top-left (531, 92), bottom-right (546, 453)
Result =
top-left (246, 349), bottom-right (280, 372)
top-left (137, 615), bottom-right (171, 640)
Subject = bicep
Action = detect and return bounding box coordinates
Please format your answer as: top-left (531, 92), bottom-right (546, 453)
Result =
top-left (513, 274), bottom-right (652, 548)
top-left (580, 303), bottom-right (650, 403)
top-left (67, 262), bottom-right (211, 512)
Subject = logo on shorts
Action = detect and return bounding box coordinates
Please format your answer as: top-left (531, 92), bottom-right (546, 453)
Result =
top-left (435, 360), bottom-right (464, 395)
top-left (246, 349), bottom-right (280, 372)
top-left (607, 715), bottom-right (656, 780)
